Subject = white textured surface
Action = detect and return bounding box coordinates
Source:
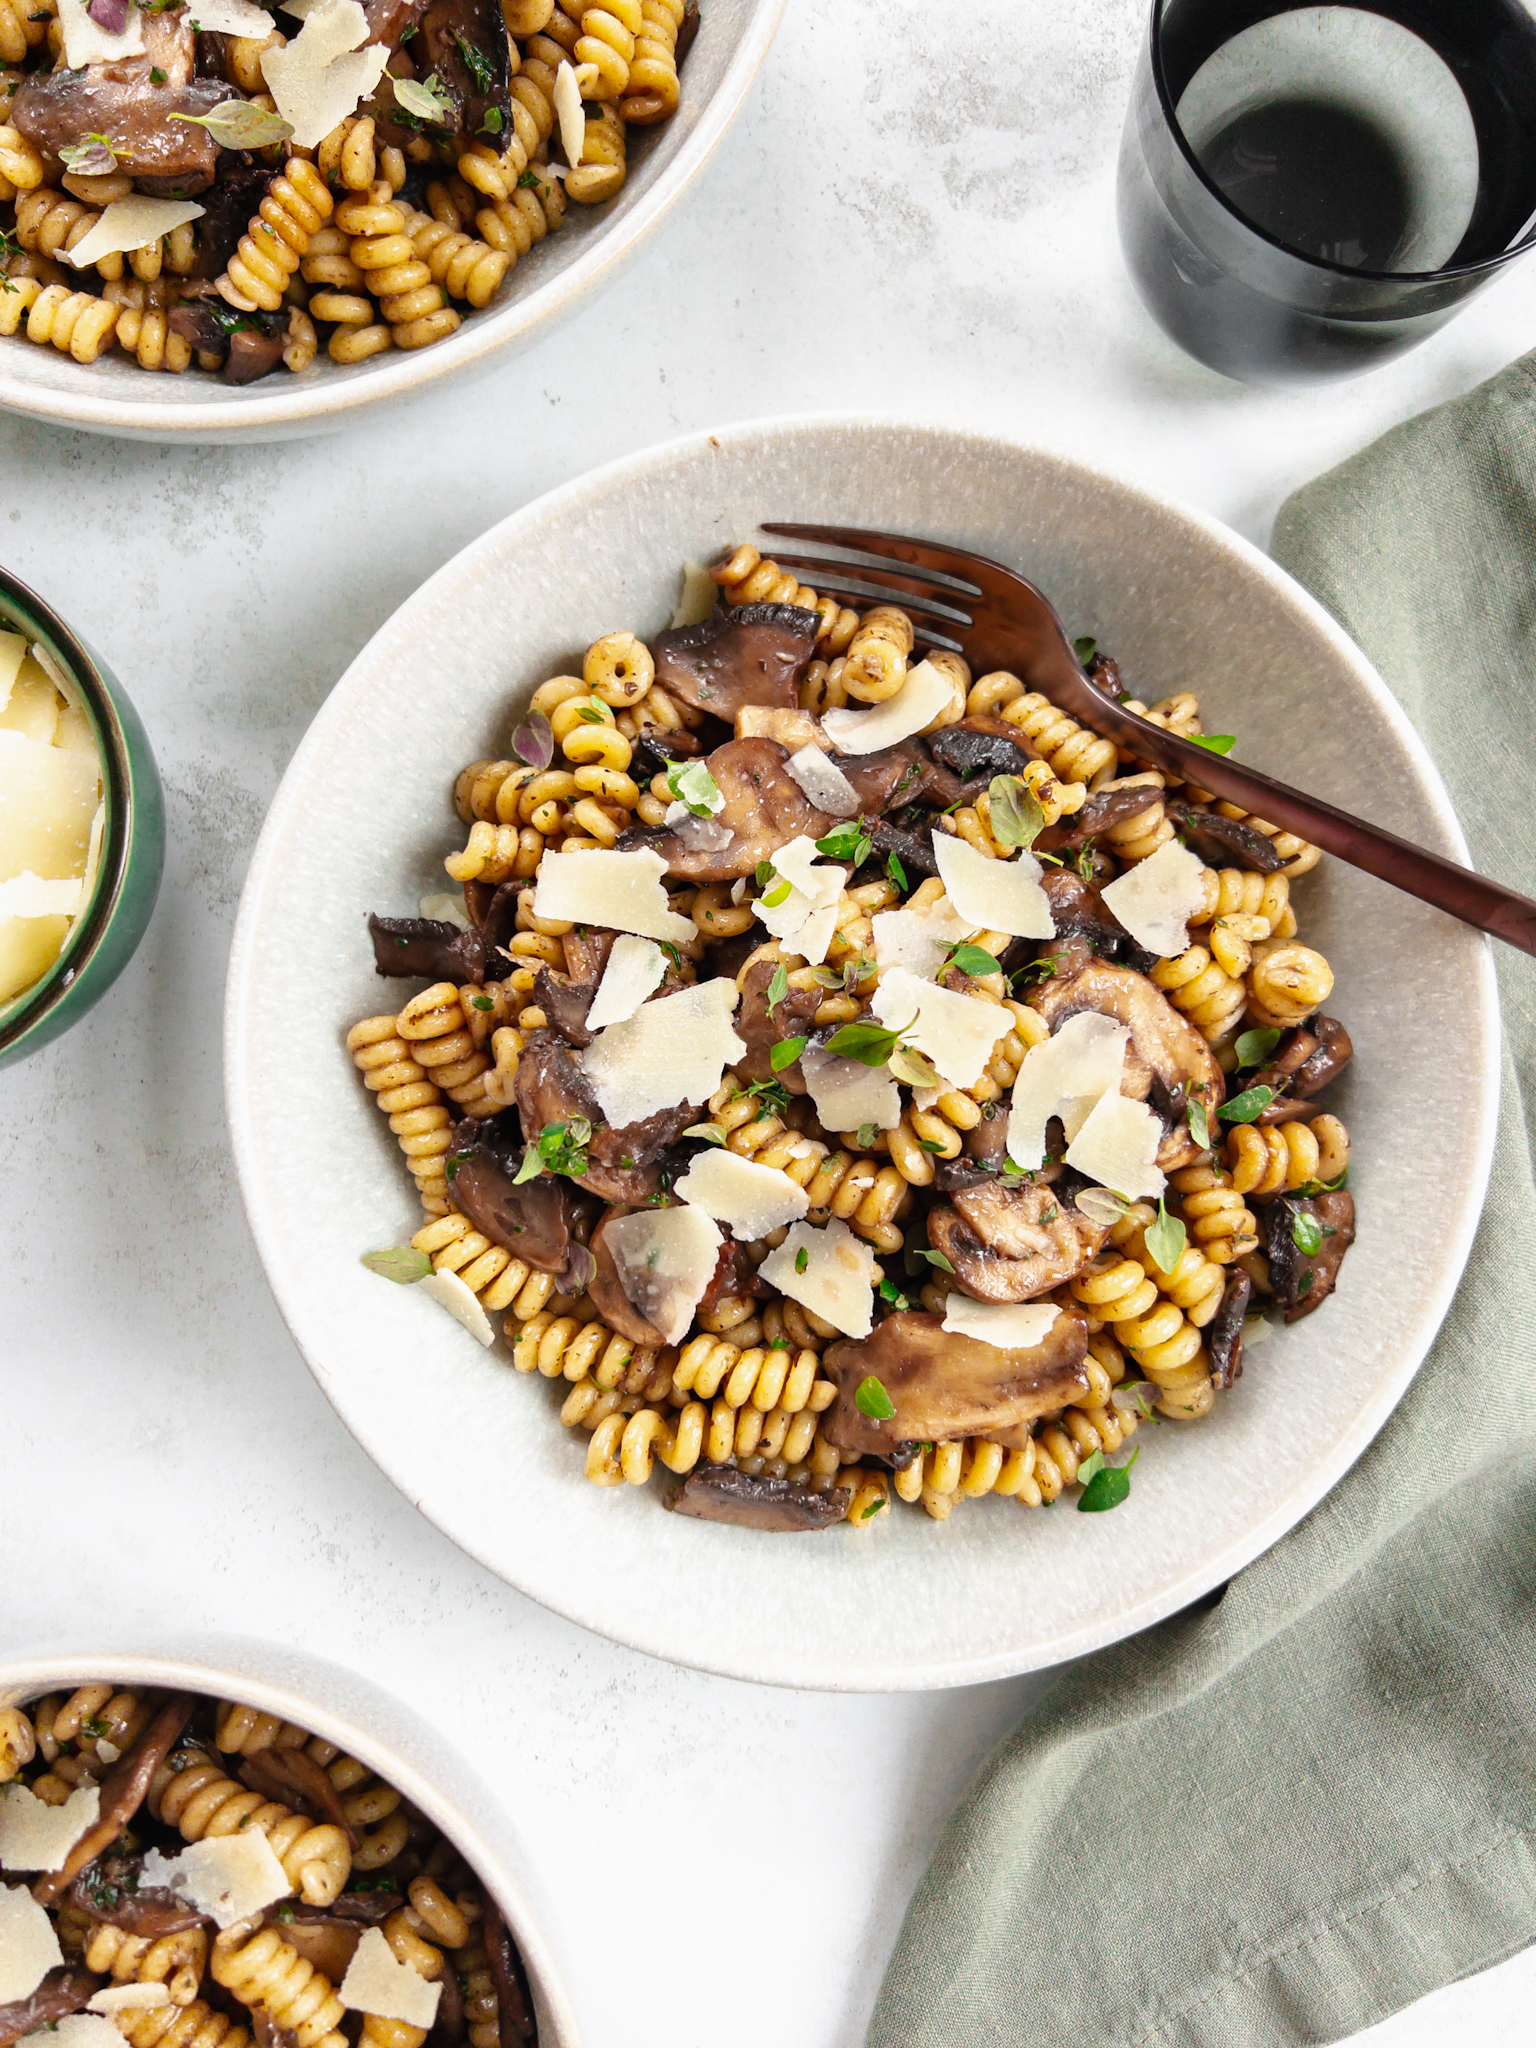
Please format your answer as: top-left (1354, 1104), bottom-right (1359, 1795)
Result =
top-left (4, 0), bottom-right (1534, 2042)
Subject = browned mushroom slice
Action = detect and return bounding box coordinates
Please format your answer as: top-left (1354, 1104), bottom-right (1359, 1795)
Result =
top-left (868, 815), bottom-right (939, 879)
top-left (926, 715), bottom-right (1042, 787)
top-left (1164, 798), bottom-right (1287, 874)
top-left (928, 1178), bottom-right (1102, 1302)
top-left (1035, 869), bottom-right (1130, 957)
top-left (734, 954), bottom-right (821, 1091)
top-left (1032, 955), bottom-right (1223, 1170)
top-left (222, 326), bottom-right (288, 385)
top-left (11, 17), bottom-right (225, 195)
top-left (480, 1892), bottom-right (536, 2047)
top-left (653, 604), bottom-right (819, 719)
top-left (620, 738), bottom-right (834, 882)
top-left (71, 1853), bottom-right (204, 1935)
top-left (837, 740), bottom-right (961, 816)
top-left (666, 1465), bottom-right (852, 1531)
top-left (259, 1906), bottom-right (367, 1985)
top-left (409, 0), bottom-right (513, 138)
top-left (1206, 1268), bottom-right (1252, 1389)
top-left (33, 1694), bottom-right (196, 1905)
top-left (444, 1117), bottom-right (589, 1273)
top-left (369, 913), bottom-right (488, 985)
top-left (1035, 782), bottom-right (1181, 855)
top-left (0, 1970), bottom-right (103, 2048)
top-left (1264, 1190), bottom-right (1355, 1322)
top-left (238, 1748), bottom-right (355, 1844)
top-left (1251, 1014), bottom-right (1353, 1120)
top-left (822, 1308), bottom-right (1090, 1458)
top-left (588, 1205), bottom-right (718, 1348)
top-left (511, 1030), bottom-right (694, 1205)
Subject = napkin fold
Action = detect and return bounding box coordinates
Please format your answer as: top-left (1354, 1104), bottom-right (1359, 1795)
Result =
top-left (869, 354), bottom-right (1536, 2048)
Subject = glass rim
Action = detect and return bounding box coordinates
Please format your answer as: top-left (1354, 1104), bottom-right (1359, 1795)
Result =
top-left (1148, 0), bottom-right (1536, 285)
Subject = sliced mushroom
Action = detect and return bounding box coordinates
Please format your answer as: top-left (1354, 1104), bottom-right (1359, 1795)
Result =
top-left (238, 1749), bottom-right (354, 1844)
top-left (1035, 782), bottom-right (1181, 855)
top-left (926, 715), bottom-right (1041, 787)
top-left (186, 164), bottom-right (276, 279)
top-left (368, 912), bottom-right (488, 984)
top-left (11, 18), bottom-right (225, 196)
top-left (653, 604), bottom-right (819, 719)
top-left (443, 1116), bottom-right (591, 1275)
top-left (619, 738), bottom-right (833, 882)
top-left (822, 1307), bottom-right (1090, 1457)
top-left (222, 326), bottom-right (287, 386)
top-left (1034, 869), bottom-right (1130, 958)
top-left (697, 1237), bottom-right (764, 1317)
top-left (259, 1908), bottom-right (364, 1985)
top-left (1032, 955), bottom-right (1223, 1169)
top-left (1251, 1014), bottom-right (1353, 1119)
top-left (1164, 798), bottom-right (1286, 874)
top-left (511, 1030), bottom-right (694, 1205)
top-left (70, 1854), bottom-right (204, 1935)
top-left (837, 740), bottom-right (961, 816)
top-left (928, 1178), bottom-right (1103, 1302)
top-left (867, 815), bottom-right (939, 880)
top-left (434, 1956), bottom-right (466, 2042)
top-left (480, 1893), bottom-right (535, 2047)
top-left (409, 0), bottom-right (513, 137)
top-left (733, 954), bottom-right (821, 1092)
top-left (34, 1694), bottom-right (195, 1906)
top-left (1264, 1190), bottom-right (1355, 1322)
top-left (587, 1204), bottom-right (717, 1349)
top-left (0, 1970), bottom-right (103, 2048)
top-left (666, 1465), bottom-right (852, 1531)
top-left (1206, 1267), bottom-right (1252, 1389)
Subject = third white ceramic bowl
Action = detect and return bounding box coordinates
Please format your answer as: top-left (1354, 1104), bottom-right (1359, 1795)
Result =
top-left (225, 416), bottom-right (1498, 1690)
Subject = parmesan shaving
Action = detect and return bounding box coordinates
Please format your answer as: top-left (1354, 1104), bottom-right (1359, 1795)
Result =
top-left (758, 1219), bottom-right (876, 1339)
top-left (419, 892), bottom-right (472, 931)
top-left (0, 872), bottom-right (84, 920)
top-left (870, 892), bottom-right (970, 981)
top-left (87, 1986), bottom-right (173, 2014)
top-left (674, 1148), bottom-right (810, 1239)
top-left (1100, 837), bottom-right (1208, 957)
top-left (340, 1927), bottom-right (442, 2030)
top-left (931, 830), bottom-right (1054, 940)
top-left (261, 0), bottom-right (390, 150)
top-left (46, 2020), bottom-right (133, 2048)
top-left (419, 1270), bottom-right (496, 1348)
top-left (531, 845), bottom-right (694, 946)
top-left (940, 1297), bottom-right (1060, 1349)
top-left (582, 977), bottom-right (745, 1128)
top-left (584, 933), bottom-right (666, 1031)
top-left (799, 1044), bottom-right (901, 1134)
top-left (785, 744), bottom-right (859, 817)
top-left (670, 561), bottom-right (717, 628)
top-left (183, 0), bottom-right (278, 31)
top-left (0, 1884), bottom-right (64, 2003)
top-left (0, 632), bottom-right (25, 715)
top-left (869, 967), bottom-right (1013, 1092)
top-left (56, 0), bottom-right (142, 67)
top-left (553, 58), bottom-right (586, 167)
top-left (65, 199), bottom-right (204, 271)
top-left (138, 1833), bottom-right (291, 1931)
top-left (820, 659), bottom-right (956, 755)
top-left (600, 1204), bottom-right (723, 1345)
top-left (756, 835), bottom-right (842, 966)
top-left (1005, 1012), bottom-right (1129, 1171)
top-left (1064, 1089), bottom-right (1166, 1200)
top-left (0, 1782), bottom-right (98, 1873)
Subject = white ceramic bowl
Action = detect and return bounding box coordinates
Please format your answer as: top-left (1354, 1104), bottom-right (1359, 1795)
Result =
top-left (0, 0), bottom-right (782, 444)
top-left (0, 1636), bottom-right (583, 2045)
top-left (225, 416), bottom-right (1498, 1690)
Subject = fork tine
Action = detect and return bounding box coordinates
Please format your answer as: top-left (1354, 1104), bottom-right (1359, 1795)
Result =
top-left (760, 555), bottom-right (974, 624)
top-left (761, 522), bottom-right (986, 596)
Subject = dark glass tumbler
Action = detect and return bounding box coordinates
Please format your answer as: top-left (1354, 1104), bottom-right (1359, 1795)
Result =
top-left (1118, 0), bottom-right (1536, 384)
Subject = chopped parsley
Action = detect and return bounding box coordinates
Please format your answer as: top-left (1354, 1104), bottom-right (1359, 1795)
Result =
top-left (1185, 733), bottom-right (1237, 756)
top-left (794, 1246), bottom-right (809, 1274)
top-left (666, 757), bottom-right (722, 817)
top-left (514, 1118), bottom-right (592, 1182)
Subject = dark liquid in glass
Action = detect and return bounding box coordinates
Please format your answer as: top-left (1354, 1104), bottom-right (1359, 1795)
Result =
top-left (1119, 0), bottom-right (1536, 384)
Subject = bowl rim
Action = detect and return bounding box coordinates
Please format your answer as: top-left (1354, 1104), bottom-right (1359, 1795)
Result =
top-left (0, 0), bottom-right (787, 442)
top-left (225, 412), bottom-right (1501, 1689)
top-left (0, 1638), bottom-right (585, 2047)
top-left (0, 562), bottom-right (134, 1057)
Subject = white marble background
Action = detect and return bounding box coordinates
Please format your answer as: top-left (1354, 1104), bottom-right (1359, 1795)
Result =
top-left (5, 1), bottom-right (1534, 2042)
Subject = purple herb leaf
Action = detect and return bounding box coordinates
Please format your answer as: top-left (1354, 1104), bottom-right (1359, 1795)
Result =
top-left (87, 0), bottom-right (130, 33)
top-left (510, 710), bottom-right (553, 771)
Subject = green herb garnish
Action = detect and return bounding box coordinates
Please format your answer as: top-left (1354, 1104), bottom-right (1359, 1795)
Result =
top-left (1187, 1097), bottom-right (1211, 1151)
top-left (770, 1036), bottom-right (807, 1072)
top-left (481, 106), bottom-right (504, 134)
top-left (987, 774), bottom-right (1045, 850)
top-left (762, 878), bottom-right (792, 909)
top-left (1143, 1197), bottom-right (1186, 1274)
top-left (1234, 1027), bottom-right (1281, 1070)
top-left (815, 818), bottom-right (872, 866)
top-left (886, 850), bottom-right (907, 890)
top-left (824, 1019), bottom-right (905, 1067)
top-left (911, 1248), bottom-right (953, 1271)
top-left (1185, 733), bottom-right (1237, 756)
top-left (943, 941), bottom-right (1001, 979)
top-left (1077, 1444), bottom-right (1139, 1512)
top-left (1073, 636), bottom-right (1097, 664)
top-left (455, 31), bottom-right (493, 88)
top-left (514, 1118), bottom-right (592, 1182)
top-left (855, 1374), bottom-right (896, 1420)
top-left (681, 1123), bottom-right (725, 1145)
top-left (859, 1495), bottom-right (887, 1520)
top-left (171, 101), bottom-right (293, 149)
top-left (1291, 1209), bottom-right (1323, 1256)
top-left (794, 1246), bottom-right (809, 1274)
top-left (666, 757), bottom-right (723, 817)
top-left (392, 73), bottom-right (454, 124)
top-left (765, 961), bottom-right (789, 1020)
top-left (856, 1122), bottom-right (876, 1149)
top-left (1220, 1086), bottom-right (1275, 1124)
top-left (361, 1246), bottom-right (433, 1284)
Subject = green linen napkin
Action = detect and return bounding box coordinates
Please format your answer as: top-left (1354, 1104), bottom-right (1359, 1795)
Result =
top-left (869, 354), bottom-right (1536, 2048)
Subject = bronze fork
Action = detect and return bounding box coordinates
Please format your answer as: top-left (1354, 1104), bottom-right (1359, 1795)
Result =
top-left (761, 522), bottom-right (1536, 959)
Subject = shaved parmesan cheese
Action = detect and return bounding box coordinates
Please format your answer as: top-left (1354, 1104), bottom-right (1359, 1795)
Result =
top-left (340, 1927), bottom-right (442, 2031)
top-left (785, 744), bottom-right (859, 817)
top-left (670, 561), bottom-right (717, 628)
top-left (1100, 836), bottom-right (1208, 958)
top-left (0, 1782), bottom-right (98, 1873)
top-left (675, 1148), bottom-right (809, 1239)
top-left (262, 0), bottom-right (390, 149)
top-left (598, 1205), bottom-right (722, 1347)
top-left (758, 1219), bottom-right (876, 1339)
top-left (821, 659), bottom-right (956, 755)
top-left (0, 1884), bottom-right (64, 2003)
top-left (65, 199), bottom-right (204, 271)
top-left (88, 1986), bottom-right (173, 2014)
top-left (94, 1740), bottom-right (120, 1764)
top-left (531, 845), bottom-right (694, 946)
top-left (56, 0), bottom-right (142, 68)
top-left (585, 934), bottom-right (666, 1031)
top-left (869, 967), bottom-right (1012, 1092)
top-left (183, 0), bottom-right (276, 31)
top-left (583, 977), bottom-right (745, 1128)
top-left (146, 1834), bottom-right (290, 1930)
top-left (553, 57), bottom-right (586, 168)
top-left (419, 892), bottom-right (471, 931)
top-left (799, 1044), bottom-right (901, 1134)
top-left (1064, 1089), bottom-right (1165, 1200)
top-left (0, 632), bottom-right (25, 714)
top-left (0, 731), bottom-right (99, 883)
top-left (0, 873), bottom-right (83, 920)
top-left (735, 707), bottom-right (827, 752)
top-left (756, 836), bottom-right (842, 966)
top-left (45, 2019), bottom-right (130, 2048)
top-left (871, 892), bottom-right (969, 980)
top-left (931, 831), bottom-right (1054, 940)
top-left (419, 1270), bottom-right (495, 1348)
top-left (941, 1297), bottom-right (1060, 1349)
top-left (1005, 1012), bottom-right (1129, 1170)
top-left (1242, 1315), bottom-right (1275, 1348)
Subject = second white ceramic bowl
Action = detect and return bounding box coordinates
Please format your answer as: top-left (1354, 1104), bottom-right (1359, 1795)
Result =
top-left (226, 415), bottom-right (1498, 1690)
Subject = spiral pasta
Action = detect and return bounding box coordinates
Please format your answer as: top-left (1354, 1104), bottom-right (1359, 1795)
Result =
top-left (220, 159), bottom-right (333, 314)
top-left (619, 0), bottom-right (684, 121)
top-left (1168, 1162), bottom-right (1261, 1265)
top-left (154, 1755), bottom-right (353, 1905)
top-left (0, 277), bottom-right (118, 360)
top-left (1245, 940), bottom-right (1335, 1029)
top-left (114, 1998), bottom-right (250, 2048)
top-left (0, 1705), bottom-right (35, 1783)
top-left (710, 544), bottom-right (860, 650)
top-left (1213, 802), bottom-right (1322, 877)
top-left (1226, 1113), bottom-right (1349, 1196)
top-left (965, 672), bottom-right (1121, 787)
top-left (347, 1016), bottom-right (454, 1214)
top-left (1070, 1253), bottom-right (1212, 1419)
top-left (86, 1926), bottom-right (207, 2009)
top-left (411, 1208), bottom-right (557, 1320)
top-left (211, 1925), bottom-right (346, 2048)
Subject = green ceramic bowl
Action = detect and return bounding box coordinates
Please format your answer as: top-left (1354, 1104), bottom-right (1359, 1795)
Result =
top-left (0, 565), bottom-right (164, 1068)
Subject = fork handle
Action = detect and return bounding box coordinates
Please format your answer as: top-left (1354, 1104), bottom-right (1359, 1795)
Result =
top-left (1101, 716), bottom-right (1536, 958)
